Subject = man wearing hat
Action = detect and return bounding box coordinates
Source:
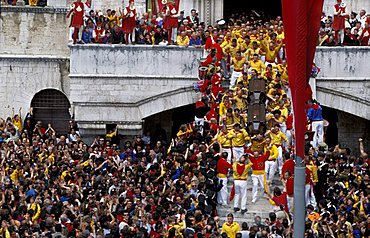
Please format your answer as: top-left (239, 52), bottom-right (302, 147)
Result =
top-left (232, 154), bottom-right (252, 214)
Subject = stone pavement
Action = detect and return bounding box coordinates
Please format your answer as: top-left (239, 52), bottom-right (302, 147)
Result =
top-left (217, 173), bottom-right (284, 225)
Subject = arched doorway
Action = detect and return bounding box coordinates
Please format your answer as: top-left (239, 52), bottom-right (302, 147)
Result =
top-left (31, 89), bottom-right (71, 135)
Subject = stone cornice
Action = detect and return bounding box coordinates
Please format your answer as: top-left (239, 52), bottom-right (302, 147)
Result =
top-left (316, 46), bottom-right (370, 52)
top-left (68, 43), bottom-right (204, 52)
top-left (0, 5), bottom-right (68, 14)
top-left (0, 55), bottom-right (69, 62)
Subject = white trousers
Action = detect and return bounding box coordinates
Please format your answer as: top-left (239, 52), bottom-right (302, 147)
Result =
top-left (230, 71), bottom-right (242, 89)
top-left (232, 147), bottom-right (244, 161)
top-left (265, 160), bottom-right (277, 183)
top-left (234, 180), bottom-right (248, 210)
top-left (222, 148), bottom-right (232, 164)
top-left (287, 196), bottom-right (294, 214)
top-left (252, 174), bottom-right (266, 203)
top-left (305, 184), bottom-right (317, 207)
top-left (217, 177), bottom-right (228, 206)
top-left (277, 146), bottom-right (283, 174)
top-left (311, 120), bottom-right (324, 148)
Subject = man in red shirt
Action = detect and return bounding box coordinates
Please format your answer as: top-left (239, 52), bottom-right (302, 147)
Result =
top-left (217, 152), bottom-right (232, 206)
top-left (283, 170), bottom-right (294, 213)
top-left (249, 150), bottom-right (270, 203)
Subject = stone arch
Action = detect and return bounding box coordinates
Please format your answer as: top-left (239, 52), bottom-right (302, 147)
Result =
top-left (138, 87), bottom-right (198, 119)
top-left (31, 88), bottom-right (71, 134)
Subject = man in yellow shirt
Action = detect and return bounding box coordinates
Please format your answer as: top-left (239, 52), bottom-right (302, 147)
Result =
top-left (223, 38), bottom-right (243, 58)
top-left (176, 30), bottom-right (189, 46)
top-left (221, 213), bottom-right (241, 238)
top-left (245, 41), bottom-right (262, 60)
top-left (214, 126), bottom-right (232, 163)
top-left (228, 123), bottom-right (250, 161)
top-left (232, 155), bottom-right (253, 213)
top-left (264, 137), bottom-right (279, 185)
top-left (230, 51), bottom-right (246, 89)
top-left (249, 54), bottom-right (266, 74)
top-left (266, 125), bottom-right (288, 173)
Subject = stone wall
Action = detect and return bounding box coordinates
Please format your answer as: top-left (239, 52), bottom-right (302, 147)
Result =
top-left (337, 110), bottom-right (370, 154)
top-left (315, 46), bottom-right (370, 120)
top-left (69, 44), bottom-right (202, 136)
top-left (0, 55), bottom-right (70, 118)
top-left (0, 6), bottom-right (69, 56)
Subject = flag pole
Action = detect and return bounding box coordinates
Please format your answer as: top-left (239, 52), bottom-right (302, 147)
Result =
top-left (293, 155), bottom-right (306, 238)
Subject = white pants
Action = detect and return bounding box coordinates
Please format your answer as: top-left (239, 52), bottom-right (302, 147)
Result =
top-left (217, 177), bottom-right (228, 206)
top-left (232, 147), bottom-right (244, 161)
top-left (305, 184), bottom-right (317, 207)
top-left (252, 174), bottom-right (266, 203)
top-left (222, 148), bottom-right (232, 164)
top-left (265, 160), bottom-right (277, 183)
top-left (311, 120), bottom-right (324, 148)
top-left (194, 116), bottom-right (205, 136)
top-left (230, 71), bottom-right (242, 89)
top-left (277, 145), bottom-right (283, 174)
top-left (287, 196), bottom-right (294, 214)
top-left (285, 129), bottom-right (292, 148)
top-left (234, 180), bottom-right (248, 210)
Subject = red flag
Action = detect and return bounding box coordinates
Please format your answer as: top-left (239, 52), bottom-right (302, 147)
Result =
top-left (281, 0), bottom-right (324, 158)
top-left (156, 0), bottom-right (180, 13)
top-left (229, 184), bottom-right (235, 201)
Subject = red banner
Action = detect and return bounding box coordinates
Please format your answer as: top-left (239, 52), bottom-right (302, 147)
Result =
top-left (282, 0), bottom-right (324, 158)
top-left (153, 0), bottom-right (180, 14)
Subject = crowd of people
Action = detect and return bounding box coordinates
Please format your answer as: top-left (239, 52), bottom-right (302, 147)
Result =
top-left (62, 0), bottom-right (370, 46)
top-left (0, 1), bottom-right (369, 238)
top-left (319, 0), bottom-right (370, 46)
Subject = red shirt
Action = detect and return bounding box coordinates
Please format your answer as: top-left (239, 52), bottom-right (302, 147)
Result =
top-left (272, 192), bottom-right (289, 212)
top-left (282, 159), bottom-right (295, 177)
top-left (250, 151), bottom-right (270, 171)
top-left (217, 158), bottom-right (232, 175)
top-left (286, 176), bottom-right (294, 196)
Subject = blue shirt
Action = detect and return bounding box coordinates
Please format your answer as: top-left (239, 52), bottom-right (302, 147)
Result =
top-left (307, 105), bottom-right (323, 121)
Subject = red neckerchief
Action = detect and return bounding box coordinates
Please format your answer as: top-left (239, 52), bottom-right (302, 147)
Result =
top-left (236, 163), bottom-right (245, 175)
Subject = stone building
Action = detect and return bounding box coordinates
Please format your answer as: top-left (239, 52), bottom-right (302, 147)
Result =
top-left (0, 0), bottom-right (369, 150)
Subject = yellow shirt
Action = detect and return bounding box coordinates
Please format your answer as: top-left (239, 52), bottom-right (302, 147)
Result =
top-left (265, 144), bottom-right (278, 160)
top-left (232, 162), bottom-right (252, 180)
top-left (228, 129), bottom-right (250, 147)
top-left (249, 60), bottom-right (266, 73)
top-left (176, 36), bottom-right (189, 46)
top-left (232, 57), bottom-right (246, 71)
top-left (269, 131), bottom-right (288, 146)
top-left (245, 47), bottom-right (262, 60)
top-left (223, 44), bottom-right (241, 58)
top-left (12, 119), bottom-right (22, 131)
top-left (219, 102), bottom-right (230, 117)
top-left (233, 96), bottom-right (247, 110)
top-left (221, 222), bottom-right (241, 238)
top-left (306, 161), bottom-right (318, 183)
top-left (216, 131), bottom-right (232, 148)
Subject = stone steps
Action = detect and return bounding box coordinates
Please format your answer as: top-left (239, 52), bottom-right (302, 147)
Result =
top-left (217, 173), bottom-right (284, 225)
